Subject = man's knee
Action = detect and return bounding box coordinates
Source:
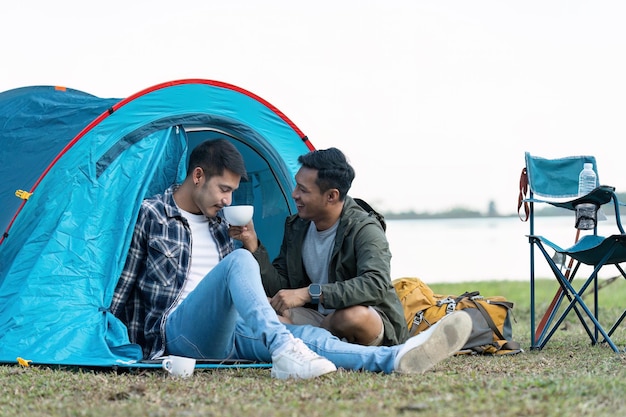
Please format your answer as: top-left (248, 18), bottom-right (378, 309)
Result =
top-left (225, 248), bottom-right (258, 269)
top-left (327, 306), bottom-right (384, 345)
top-left (330, 305), bottom-right (372, 325)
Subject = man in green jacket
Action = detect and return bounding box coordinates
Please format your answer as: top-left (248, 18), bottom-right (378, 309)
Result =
top-left (231, 148), bottom-right (409, 346)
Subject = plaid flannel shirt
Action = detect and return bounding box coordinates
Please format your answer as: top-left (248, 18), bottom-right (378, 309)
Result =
top-left (110, 185), bottom-right (234, 359)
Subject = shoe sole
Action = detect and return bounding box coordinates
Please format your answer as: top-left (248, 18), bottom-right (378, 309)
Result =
top-left (396, 311), bottom-right (472, 374)
top-left (271, 364), bottom-right (337, 380)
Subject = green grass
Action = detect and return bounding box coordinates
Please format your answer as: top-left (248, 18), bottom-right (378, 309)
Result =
top-left (2, 279), bottom-right (626, 417)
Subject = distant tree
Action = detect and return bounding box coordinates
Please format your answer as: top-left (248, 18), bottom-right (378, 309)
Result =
top-left (381, 192), bottom-right (626, 219)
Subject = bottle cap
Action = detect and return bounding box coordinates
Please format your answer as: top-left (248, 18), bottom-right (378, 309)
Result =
top-left (584, 163), bottom-right (593, 170)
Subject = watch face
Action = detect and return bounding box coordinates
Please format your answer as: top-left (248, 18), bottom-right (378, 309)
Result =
top-left (309, 284), bottom-right (322, 297)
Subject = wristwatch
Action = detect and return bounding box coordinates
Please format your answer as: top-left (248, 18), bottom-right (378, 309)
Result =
top-left (308, 284), bottom-right (322, 304)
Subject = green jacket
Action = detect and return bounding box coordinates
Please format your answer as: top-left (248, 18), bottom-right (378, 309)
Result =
top-left (253, 196), bottom-right (409, 345)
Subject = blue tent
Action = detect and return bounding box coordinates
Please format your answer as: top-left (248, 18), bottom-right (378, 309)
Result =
top-left (0, 80), bottom-right (314, 366)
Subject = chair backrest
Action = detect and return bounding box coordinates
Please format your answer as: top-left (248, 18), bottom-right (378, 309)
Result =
top-left (525, 152), bottom-right (598, 200)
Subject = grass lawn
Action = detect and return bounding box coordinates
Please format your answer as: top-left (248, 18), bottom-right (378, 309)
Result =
top-left (2, 279), bottom-right (626, 417)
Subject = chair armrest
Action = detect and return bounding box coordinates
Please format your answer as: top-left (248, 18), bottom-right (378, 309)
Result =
top-left (527, 185), bottom-right (615, 210)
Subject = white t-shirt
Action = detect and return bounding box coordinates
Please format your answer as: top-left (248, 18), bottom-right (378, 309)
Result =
top-left (170, 208), bottom-right (219, 312)
top-left (302, 220), bottom-right (339, 315)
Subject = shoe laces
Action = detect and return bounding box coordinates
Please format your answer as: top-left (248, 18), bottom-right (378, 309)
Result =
top-left (286, 338), bottom-right (319, 361)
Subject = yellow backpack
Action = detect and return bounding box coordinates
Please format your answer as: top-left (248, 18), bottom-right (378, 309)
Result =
top-left (393, 277), bottom-right (522, 355)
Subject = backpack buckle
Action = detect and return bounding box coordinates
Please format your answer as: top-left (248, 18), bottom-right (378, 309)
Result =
top-left (413, 310), bottom-right (424, 328)
top-left (436, 297), bottom-right (457, 314)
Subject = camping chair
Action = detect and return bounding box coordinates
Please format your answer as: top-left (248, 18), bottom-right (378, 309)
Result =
top-left (519, 152), bottom-right (626, 352)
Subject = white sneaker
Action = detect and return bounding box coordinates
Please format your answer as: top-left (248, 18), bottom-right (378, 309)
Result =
top-left (271, 337), bottom-right (337, 379)
top-left (394, 310), bottom-right (472, 374)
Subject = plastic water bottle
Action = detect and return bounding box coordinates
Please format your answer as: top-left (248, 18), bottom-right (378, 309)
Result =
top-left (577, 163), bottom-right (597, 196)
top-left (575, 163), bottom-right (597, 229)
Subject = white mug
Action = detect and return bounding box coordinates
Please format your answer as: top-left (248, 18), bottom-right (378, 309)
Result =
top-left (162, 355), bottom-right (196, 378)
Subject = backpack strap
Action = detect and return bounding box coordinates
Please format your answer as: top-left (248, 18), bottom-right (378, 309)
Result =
top-left (354, 197), bottom-right (386, 232)
top-left (455, 291), bottom-right (480, 302)
top-left (500, 340), bottom-right (522, 351)
top-left (469, 340), bottom-right (522, 355)
top-left (459, 292), bottom-right (522, 352)
top-left (486, 299), bottom-right (514, 310)
top-left (468, 298), bottom-right (507, 341)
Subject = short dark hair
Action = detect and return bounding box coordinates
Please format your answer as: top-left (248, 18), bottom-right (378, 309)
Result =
top-left (187, 139), bottom-right (248, 181)
top-left (297, 147), bottom-right (355, 200)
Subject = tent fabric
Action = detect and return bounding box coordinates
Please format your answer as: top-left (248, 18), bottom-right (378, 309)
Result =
top-left (0, 86), bottom-right (120, 239)
top-left (0, 80), bottom-right (314, 366)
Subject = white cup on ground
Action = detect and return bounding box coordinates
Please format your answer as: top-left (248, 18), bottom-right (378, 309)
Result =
top-left (162, 355), bottom-right (196, 378)
top-left (222, 205), bottom-right (254, 226)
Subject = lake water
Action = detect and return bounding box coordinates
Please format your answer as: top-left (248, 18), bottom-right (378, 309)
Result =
top-left (386, 215), bottom-right (622, 283)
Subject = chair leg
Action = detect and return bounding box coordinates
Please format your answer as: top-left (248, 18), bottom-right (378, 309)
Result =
top-left (532, 238), bottom-right (621, 352)
top-left (545, 282), bottom-right (601, 348)
top-left (538, 269), bottom-right (600, 350)
top-left (603, 264), bottom-right (626, 339)
top-left (607, 310), bottom-right (626, 338)
top-left (556, 274), bottom-right (619, 351)
top-left (534, 230), bottom-right (581, 342)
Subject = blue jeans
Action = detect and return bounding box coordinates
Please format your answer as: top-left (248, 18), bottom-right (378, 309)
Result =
top-left (165, 249), bottom-right (399, 373)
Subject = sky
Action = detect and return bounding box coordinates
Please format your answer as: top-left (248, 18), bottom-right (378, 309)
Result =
top-left (2, 0), bottom-right (626, 214)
